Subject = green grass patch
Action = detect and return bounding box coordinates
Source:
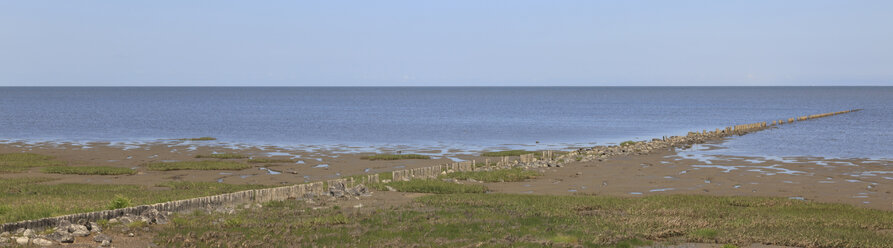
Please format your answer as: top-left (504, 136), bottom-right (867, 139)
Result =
top-left (146, 161), bottom-right (250, 171)
top-left (154, 194), bottom-right (893, 247)
top-left (382, 180), bottom-right (487, 194)
top-left (195, 153), bottom-right (248, 159)
top-left (0, 153), bottom-right (66, 173)
top-left (620, 140), bottom-right (637, 146)
top-left (42, 166), bottom-right (136, 175)
top-left (0, 178), bottom-right (270, 223)
top-left (247, 158), bottom-right (293, 163)
top-left (360, 154), bottom-right (430, 160)
top-left (480, 150), bottom-right (535, 157)
top-left (441, 168), bottom-right (541, 182)
top-left (178, 137), bottom-right (217, 141)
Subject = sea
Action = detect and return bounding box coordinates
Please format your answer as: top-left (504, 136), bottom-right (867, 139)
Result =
top-left (0, 87), bottom-right (890, 160)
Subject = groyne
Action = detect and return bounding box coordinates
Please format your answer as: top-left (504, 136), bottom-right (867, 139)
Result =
top-left (0, 109), bottom-right (861, 233)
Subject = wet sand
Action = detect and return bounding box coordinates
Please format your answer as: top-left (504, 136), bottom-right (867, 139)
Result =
top-left (2, 140), bottom-right (891, 210)
top-left (487, 141), bottom-right (893, 210)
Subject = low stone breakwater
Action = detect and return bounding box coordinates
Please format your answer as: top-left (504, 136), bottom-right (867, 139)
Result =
top-left (0, 109), bottom-right (861, 236)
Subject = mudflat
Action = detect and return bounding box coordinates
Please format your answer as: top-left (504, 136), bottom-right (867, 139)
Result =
top-left (1, 139), bottom-right (889, 210)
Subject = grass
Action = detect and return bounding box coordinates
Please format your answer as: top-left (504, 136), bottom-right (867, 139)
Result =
top-left (178, 137), bottom-right (217, 141)
top-left (195, 153), bottom-right (248, 159)
top-left (481, 150), bottom-right (535, 157)
top-left (441, 168), bottom-right (541, 182)
top-left (42, 166), bottom-right (136, 175)
top-left (247, 158), bottom-right (294, 163)
top-left (0, 153), bottom-right (66, 173)
top-left (146, 161), bottom-right (251, 171)
top-left (360, 154), bottom-right (430, 160)
top-left (381, 180), bottom-right (488, 194)
top-left (153, 194), bottom-right (893, 247)
top-left (620, 140), bottom-right (637, 146)
top-left (0, 178), bottom-right (270, 223)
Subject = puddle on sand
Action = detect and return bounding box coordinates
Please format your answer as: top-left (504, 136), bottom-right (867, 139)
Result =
top-left (629, 192), bottom-right (643, 195)
top-left (240, 175), bottom-right (252, 179)
top-left (788, 196), bottom-right (805, 200)
top-left (260, 167), bottom-right (281, 175)
top-left (364, 168), bottom-right (371, 173)
top-left (219, 172), bottom-right (233, 175)
top-left (314, 164), bottom-right (329, 168)
top-left (217, 178), bottom-right (223, 183)
top-left (568, 189), bottom-right (578, 192)
top-left (649, 188), bottom-right (674, 192)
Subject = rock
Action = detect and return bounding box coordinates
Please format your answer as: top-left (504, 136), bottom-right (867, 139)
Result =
top-left (353, 203), bottom-right (363, 208)
top-left (354, 184), bottom-right (368, 195)
top-left (576, 172), bottom-right (583, 176)
top-left (128, 232), bottom-right (135, 237)
top-left (56, 219), bottom-right (72, 229)
top-left (101, 240), bottom-right (111, 247)
top-left (107, 218), bottom-right (119, 224)
top-left (0, 231), bottom-right (8, 238)
top-left (68, 224), bottom-right (90, 237)
top-left (93, 233), bottom-right (112, 243)
top-left (22, 229), bottom-right (35, 238)
top-left (0, 237), bottom-right (8, 244)
top-left (117, 216), bottom-right (135, 225)
top-left (31, 238), bottom-right (54, 246)
top-left (328, 181), bottom-right (347, 197)
top-left (87, 222), bottom-right (102, 233)
top-left (141, 209), bottom-right (169, 224)
top-left (14, 228), bottom-right (24, 235)
top-left (46, 231), bottom-right (74, 243)
top-left (14, 237), bottom-right (28, 245)
top-left (385, 186), bottom-right (397, 192)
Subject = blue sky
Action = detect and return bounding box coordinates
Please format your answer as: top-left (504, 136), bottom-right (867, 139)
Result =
top-left (1, 1), bottom-right (891, 86)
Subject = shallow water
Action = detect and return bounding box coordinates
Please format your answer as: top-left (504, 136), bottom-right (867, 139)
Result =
top-left (0, 87), bottom-right (890, 159)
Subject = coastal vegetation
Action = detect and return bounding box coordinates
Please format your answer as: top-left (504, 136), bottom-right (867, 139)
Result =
top-left (154, 193), bottom-right (893, 247)
top-left (178, 137), bottom-right (217, 141)
top-left (195, 153), bottom-right (248, 159)
top-left (42, 166), bottom-right (136, 175)
top-left (441, 168), bottom-right (541, 182)
top-left (0, 153), bottom-right (66, 173)
top-left (481, 150), bottom-right (535, 157)
top-left (145, 161), bottom-right (251, 171)
top-left (0, 178), bottom-right (269, 223)
top-left (360, 154), bottom-right (430, 160)
top-left (380, 179), bottom-right (488, 194)
top-left (620, 140), bottom-right (637, 146)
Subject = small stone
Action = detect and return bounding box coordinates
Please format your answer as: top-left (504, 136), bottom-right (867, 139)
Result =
top-left (68, 224), bottom-right (90, 237)
top-left (14, 228), bottom-right (24, 235)
top-left (22, 229), bottom-right (35, 238)
top-left (31, 238), bottom-right (54, 246)
top-left (0, 231), bottom-right (8, 237)
top-left (353, 203), bottom-right (363, 209)
top-left (576, 172), bottom-right (583, 176)
top-left (93, 233), bottom-right (112, 243)
top-left (15, 237), bottom-right (28, 245)
top-left (101, 240), bottom-right (111, 247)
top-left (128, 232), bottom-right (135, 237)
top-left (108, 218), bottom-right (119, 224)
top-left (385, 186), bottom-right (397, 192)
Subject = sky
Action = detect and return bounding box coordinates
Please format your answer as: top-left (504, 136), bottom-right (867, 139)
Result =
top-left (1, 1), bottom-right (891, 86)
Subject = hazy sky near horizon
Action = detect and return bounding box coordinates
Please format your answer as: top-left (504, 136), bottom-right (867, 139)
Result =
top-left (1, 1), bottom-right (891, 86)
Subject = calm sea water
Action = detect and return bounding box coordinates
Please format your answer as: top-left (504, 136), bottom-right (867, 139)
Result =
top-left (0, 87), bottom-right (890, 159)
